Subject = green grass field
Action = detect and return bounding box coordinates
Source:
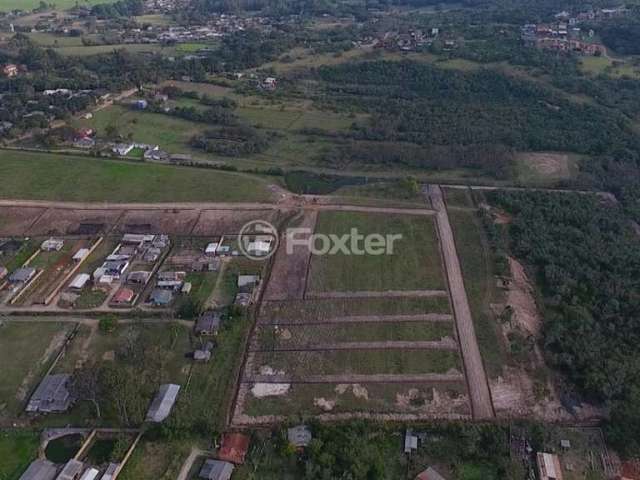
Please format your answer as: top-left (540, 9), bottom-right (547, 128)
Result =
top-left (0, 321), bottom-right (71, 418)
top-left (0, 0), bottom-right (116, 12)
top-left (0, 431), bottom-right (40, 480)
top-left (254, 349), bottom-right (461, 377)
top-left (308, 211), bottom-right (445, 292)
top-left (448, 208), bottom-right (506, 378)
top-left (257, 321), bottom-right (454, 349)
top-left (55, 44), bottom-right (175, 57)
top-left (0, 150), bottom-right (274, 202)
top-left (259, 297), bottom-right (451, 323)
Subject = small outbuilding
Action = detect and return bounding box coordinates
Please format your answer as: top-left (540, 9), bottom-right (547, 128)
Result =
top-left (218, 433), bottom-right (250, 465)
top-left (9, 267), bottom-right (36, 283)
top-left (69, 273), bottom-right (90, 290)
top-left (150, 288), bottom-right (173, 306)
top-left (404, 429), bottom-right (418, 454)
top-left (113, 287), bottom-right (135, 304)
top-left (0, 265), bottom-right (8, 280)
top-left (56, 459), bottom-right (84, 480)
top-left (537, 452), bottom-right (564, 480)
top-left (18, 459), bottom-right (57, 480)
top-left (416, 466), bottom-right (448, 480)
top-left (146, 383), bottom-right (180, 422)
top-left (79, 468), bottom-right (100, 480)
top-left (196, 311), bottom-right (222, 336)
top-left (199, 459), bottom-right (234, 480)
top-left (41, 238), bottom-right (64, 251)
top-left (73, 249), bottom-right (90, 262)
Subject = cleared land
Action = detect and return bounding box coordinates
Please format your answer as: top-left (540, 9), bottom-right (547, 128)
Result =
top-left (0, 150), bottom-right (274, 202)
top-left (307, 211), bottom-right (445, 292)
top-left (0, 321), bottom-right (71, 419)
top-left (0, 0), bottom-right (116, 11)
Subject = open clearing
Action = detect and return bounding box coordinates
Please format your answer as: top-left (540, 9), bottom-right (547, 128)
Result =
top-left (0, 0), bottom-right (117, 11)
top-left (0, 321), bottom-right (71, 419)
top-left (307, 211), bottom-right (445, 292)
top-left (0, 150), bottom-right (274, 203)
top-left (514, 152), bottom-right (578, 186)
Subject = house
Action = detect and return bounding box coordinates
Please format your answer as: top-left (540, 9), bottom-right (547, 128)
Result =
top-left (142, 247), bottom-right (162, 262)
top-left (416, 467), bottom-right (447, 480)
top-left (76, 127), bottom-right (94, 138)
top-left (73, 248), bottom-right (90, 262)
top-left (146, 383), bottom-right (180, 422)
top-left (113, 287), bottom-right (135, 304)
top-left (218, 433), bottom-right (250, 464)
top-left (103, 260), bottom-right (129, 277)
top-left (112, 143), bottom-right (134, 156)
top-left (196, 310), bottom-right (222, 335)
top-left (537, 452), bottom-right (563, 480)
top-left (198, 459), bottom-right (234, 480)
top-left (18, 459), bottom-right (57, 480)
top-left (41, 238), bottom-right (64, 251)
top-left (262, 77), bottom-right (277, 90)
top-left (79, 468), bottom-right (100, 480)
top-left (143, 148), bottom-right (169, 162)
top-left (69, 273), bottom-right (90, 290)
top-left (133, 99), bottom-right (148, 110)
top-left (237, 275), bottom-right (259, 293)
top-left (127, 270), bottom-right (151, 284)
top-left (56, 459), bottom-right (84, 480)
top-left (205, 242), bottom-right (218, 255)
top-left (9, 267), bottom-right (36, 283)
top-left (287, 425), bottom-right (312, 449)
top-left (246, 240), bottom-right (271, 257)
top-left (404, 429), bottom-right (418, 453)
top-left (150, 288), bottom-right (173, 306)
top-left (26, 374), bottom-right (74, 413)
top-left (2, 63), bottom-right (18, 77)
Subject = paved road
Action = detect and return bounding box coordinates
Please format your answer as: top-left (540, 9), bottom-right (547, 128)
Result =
top-left (427, 185), bottom-right (495, 419)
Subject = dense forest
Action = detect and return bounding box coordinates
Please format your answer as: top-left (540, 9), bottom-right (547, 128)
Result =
top-left (488, 191), bottom-right (640, 457)
top-left (312, 60), bottom-right (639, 155)
top-left (599, 20), bottom-right (640, 55)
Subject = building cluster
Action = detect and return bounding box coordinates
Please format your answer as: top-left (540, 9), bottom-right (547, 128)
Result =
top-left (365, 28), bottom-right (441, 52)
top-left (522, 7), bottom-right (627, 55)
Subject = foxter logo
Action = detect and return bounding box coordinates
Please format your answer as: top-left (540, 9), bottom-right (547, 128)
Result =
top-left (286, 228), bottom-right (402, 256)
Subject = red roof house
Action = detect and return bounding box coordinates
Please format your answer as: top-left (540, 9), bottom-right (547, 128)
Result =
top-left (218, 433), bottom-right (250, 464)
top-left (113, 287), bottom-right (135, 304)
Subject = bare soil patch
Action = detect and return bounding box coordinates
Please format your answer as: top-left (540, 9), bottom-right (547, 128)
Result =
top-left (28, 208), bottom-right (122, 236)
top-left (192, 209), bottom-right (279, 235)
top-left (519, 152), bottom-right (571, 178)
top-left (0, 206), bottom-right (47, 236)
top-left (115, 209), bottom-right (199, 235)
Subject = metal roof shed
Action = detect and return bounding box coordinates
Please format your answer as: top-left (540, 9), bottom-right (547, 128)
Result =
top-left (69, 273), bottom-right (90, 290)
top-left (199, 459), bottom-right (234, 480)
top-left (146, 383), bottom-right (180, 422)
top-left (56, 459), bottom-right (84, 480)
top-left (19, 459), bottom-right (57, 480)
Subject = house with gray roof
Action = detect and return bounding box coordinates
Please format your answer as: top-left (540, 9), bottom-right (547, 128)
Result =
top-left (199, 459), bottom-right (234, 480)
top-left (19, 459), bottom-right (57, 480)
top-left (9, 267), bottom-right (36, 283)
top-left (149, 288), bottom-right (173, 306)
top-left (195, 311), bottom-right (222, 336)
top-left (26, 374), bottom-right (74, 413)
top-left (56, 459), bottom-right (83, 480)
top-left (146, 383), bottom-right (180, 422)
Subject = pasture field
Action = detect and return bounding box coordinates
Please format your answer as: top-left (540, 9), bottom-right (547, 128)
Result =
top-left (0, 0), bottom-right (116, 11)
top-left (443, 187), bottom-right (474, 208)
top-left (117, 439), bottom-right (192, 480)
top-left (447, 207), bottom-right (506, 378)
top-left (580, 55), bottom-right (640, 79)
top-left (77, 104), bottom-right (207, 154)
top-left (307, 211), bottom-right (446, 292)
top-left (244, 381), bottom-right (469, 417)
top-left (252, 349), bottom-right (461, 377)
top-left (0, 150), bottom-right (274, 202)
top-left (256, 321), bottom-right (454, 349)
top-left (513, 152), bottom-right (579, 186)
top-left (0, 321), bottom-right (71, 418)
top-left (54, 43), bottom-right (174, 57)
top-left (259, 297), bottom-right (451, 323)
top-left (0, 431), bottom-right (40, 480)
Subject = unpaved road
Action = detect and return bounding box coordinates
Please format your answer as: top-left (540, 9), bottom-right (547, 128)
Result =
top-left (259, 313), bottom-right (453, 325)
top-left (243, 372), bottom-right (464, 383)
top-left (250, 339), bottom-right (458, 352)
top-left (427, 185), bottom-right (495, 419)
top-left (306, 290), bottom-right (448, 299)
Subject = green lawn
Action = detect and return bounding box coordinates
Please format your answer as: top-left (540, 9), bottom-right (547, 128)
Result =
top-left (0, 321), bottom-right (71, 418)
top-left (54, 44), bottom-right (174, 57)
top-left (117, 439), bottom-right (192, 480)
top-left (0, 150), bottom-right (274, 203)
top-left (308, 211), bottom-right (445, 292)
top-left (0, 431), bottom-right (40, 480)
top-left (185, 271), bottom-right (218, 306)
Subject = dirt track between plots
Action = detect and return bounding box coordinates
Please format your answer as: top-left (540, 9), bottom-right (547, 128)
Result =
top-left (250, 339), bottom-right (459, 352)
top-left (260, 313), bottom-right (454, 325)
top-left (306, 290), bottom-right (448, 299)
top-left (243, 373), bottom-right (465, 383)
top-left (428, 185), bottom-right (495, 419)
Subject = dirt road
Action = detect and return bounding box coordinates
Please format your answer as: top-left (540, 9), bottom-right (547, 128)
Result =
top-left (259, 313), bottom-right (453, 325)
top-left (250, 339), bottom-right (458, 352)
top-left (427, 185), bottom-right (495, 419)
top-left (243, 372), bottom-right (464, 383)
top-left (306, 290), bottom-right (448, 299)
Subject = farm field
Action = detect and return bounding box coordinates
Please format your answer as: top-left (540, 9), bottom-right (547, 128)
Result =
top-left (0, 150), bottom-right (275, 203)
top-left (0, 321), bottom-right (71, 419)
top-left (307, 211), bottom-right (446, 292)
top-left (0, 0), bottom-right (117, 11)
